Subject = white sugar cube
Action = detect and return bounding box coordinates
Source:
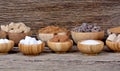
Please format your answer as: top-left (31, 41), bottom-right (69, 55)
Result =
top-left (25, 36), bottom-right (31, 41)
top-left (37, 40), bottom-right (42, 44)
top-left (0, 39), bottom-right (4, 43)
top-left (29, 40), bottom-right (37, 45)
top-left (24, 41), bottom-right (30, 45)
top-left (20, 39), bottom-right (25, 44)
top-left (0, 39), bottom-right (9, 43)
top-left (31, 38), bottom-right (37, 41)
top-left (4, 39), bottom-right (9, 43)
top-left (107, 34), bottom-right (117, 42)
top-left (20, 36), bottom-right (43, 45)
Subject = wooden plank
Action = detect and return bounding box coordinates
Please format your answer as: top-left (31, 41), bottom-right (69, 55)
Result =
top-left (0, 0), bottom-right (120, 34)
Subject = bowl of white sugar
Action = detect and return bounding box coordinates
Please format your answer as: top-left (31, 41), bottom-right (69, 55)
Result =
top-left (0, 39), bottom-right (14, 53)
top-left (77, 40), bottom-right (104, 55)
top-left (18, 36), bottom-right (45, 55)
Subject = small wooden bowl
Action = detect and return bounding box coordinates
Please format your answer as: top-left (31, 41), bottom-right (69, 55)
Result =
top-left (71, 31), bottom-right (104, 44)
top-left (47, 40), bottom-right (73, 53)
top-left (0, 40), bottom-right (14, 53)
top-left (106, 40), bottom-right (120, 52)
top-left (0, 30), bottom-right (7, 39)
top-left (8, 32), bottom-right (32, 45)
top-left (77, 40), bottom-right (104, 55)
top-left (37, 32), bottom-right (70, 42)
top-left (18, 42), bottom-right (45, 55)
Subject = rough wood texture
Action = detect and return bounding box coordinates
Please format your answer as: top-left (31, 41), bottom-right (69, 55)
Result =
top-left (0, 0), bottom-right (120, 34)
top-left (0, 46), bottom-right (120, 71)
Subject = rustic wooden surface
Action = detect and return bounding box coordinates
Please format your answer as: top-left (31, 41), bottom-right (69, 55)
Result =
top-left (0, 1), bottom-right (120, 71)
top-left (0, 46), bottom-right (120, 71)
top-left (0, 0), bottom-right (120, 33)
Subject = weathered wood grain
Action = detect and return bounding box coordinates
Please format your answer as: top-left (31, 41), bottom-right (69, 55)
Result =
top-left (0, 0), bottom-right (120, 34)
top-left (0, 46), bottom-right (120, 71)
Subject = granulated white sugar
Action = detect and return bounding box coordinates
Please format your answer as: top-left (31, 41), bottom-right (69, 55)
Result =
top-left (80, 40), bottom-right (100, 45)
top-left (20, 36), bottom-right (42, 45)
top-left (0, 39), bottom-right (9, 43)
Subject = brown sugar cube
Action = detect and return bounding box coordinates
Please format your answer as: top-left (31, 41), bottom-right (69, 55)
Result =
top-left (1, 25), bottom-right (9, 32)
top-left (19, 26), bottom-right (30, 33)
top-left (9, 29), bottom-right (22, 33)
top-left (15, 29), bottom-right (23, 33)
top-left (9, 22), bottom-right (14, 28)
top-left (50, 35), bottom-right (59, 42)
top-left (15, 24), bottom-right (21, 28)
top-left (107, 30), bottom-right (112, 35)
top-left (24, 27), bottom-right (31, 33)
top-left (116, 39), bottom-right (120, 42)
top-left (18, 22), bottom-right (26, 27)
top-left (9, 22), bottom-right (20, 30)
top-left (107, 34), bottom-right (117, 42)
top-left (19, 26), bottom-right (26, 31)
top-left (115, 34), bottom-right (120, 42)
top-left (50, 38), bottom-right (59, 42)
top-left (0, 31), bottom-right (7, 38)
top-left (9, 30), bottom-right (15, 33)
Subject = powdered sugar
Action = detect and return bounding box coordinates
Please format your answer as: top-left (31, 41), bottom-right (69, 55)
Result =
top-left (80, 40), bottom-right (100, 45)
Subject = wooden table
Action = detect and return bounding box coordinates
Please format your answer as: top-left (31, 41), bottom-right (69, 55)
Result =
top-left (0, 46), bottom-right (120, 71)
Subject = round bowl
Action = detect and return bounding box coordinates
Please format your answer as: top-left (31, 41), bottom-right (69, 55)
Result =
top-left (107, 27), bottom-right (120, 34)
top-left (77, 40), bottom-right (104, 55)
top-left (0, 40), bottom-right (14, 53)
top-left (18, 42), bottom-right (45, 55)
top-left (8, 32), bottom-right (32, 45)
top-left (37, 31), bottom-right (70, 42)
top-left (47, 39), bottom-right (73, 53)
top-left (0, 30), bottom-right (7, 39)
top-left (106, 40), bottom-right (120, 52)
top-left (71, 31), bottom-right (104, 44)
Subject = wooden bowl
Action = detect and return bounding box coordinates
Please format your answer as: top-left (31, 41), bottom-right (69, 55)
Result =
top-left (0, 40), bottom-right (14, 53)
top-left (8, 32), bottom-right (32, 45)
top-left (18, 42), bottom-right (45, 55)
top-left (0, 30), bottom-right (7, 39)
top-left (47, 40), bottom-right (73, 53)
top-left (106, 40), bottom-right (120, 52)
top-left (107, 27), bottom-right (120, 34)
top-left (71, 31), bottom-right (104, 44)
top-left (77, 40), bottom-right (104, 55)
top-left (37, 32), bottom-right (70, 42)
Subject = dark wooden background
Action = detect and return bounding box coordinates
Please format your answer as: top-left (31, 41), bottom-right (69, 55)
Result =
top-left (0, 0), bottom-right (120, 34)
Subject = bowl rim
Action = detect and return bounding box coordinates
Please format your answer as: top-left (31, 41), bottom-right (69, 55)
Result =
top-left (8, 31), bottom-right (32, 34)
top-left (47, 39), bottom-right (73, 44)
top-left (108, 27), bottom-right (120, 34)
top-left (71, 31), bottom-right (104, 34)
top-left (38, 31), bottom-right (69, 34)
top-left (0, 40), bottom-right (14, 44)
top-left (18, 42), bottom-right (44, 46)
top-left (78, 40), bottom-right (104, 45)
top-left (106, 40), bottom-right (120, 44)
